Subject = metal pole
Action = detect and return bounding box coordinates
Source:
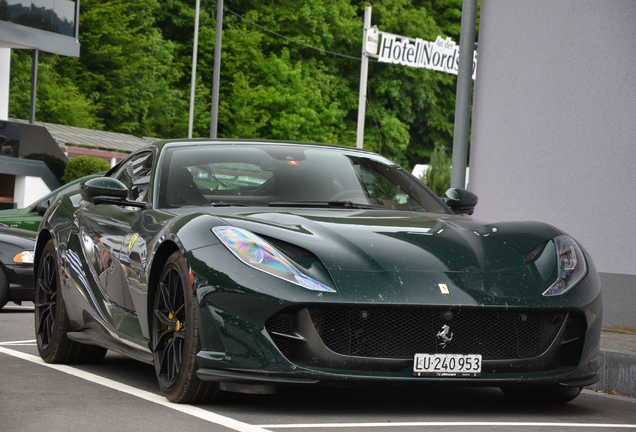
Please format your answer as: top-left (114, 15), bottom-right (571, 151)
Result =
top-left (210, 0), bottom-right (223, 139)
top-left (188, 0), bottom-right (201, 138)
top-left (29, 49), bottom-right (38, 124)
top-left (355, 7), bottom-right (372, 149)
top-left (451, 0), bottom-right (478, 189)
top-left (74, 0), bottom-right (80, 40)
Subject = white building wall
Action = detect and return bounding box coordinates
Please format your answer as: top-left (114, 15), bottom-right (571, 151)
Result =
top-left (469, 0), bottom-right (636, 328)
top-left (14, 175), bottom-right (51, 208)
top-left (0, 48), bottom-right (10, 121)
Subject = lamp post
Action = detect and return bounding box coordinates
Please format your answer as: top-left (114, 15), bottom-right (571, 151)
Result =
top-left (187, 0), bottom-right (201, 138)
top-left (451, 0), bottom-right (478, 189)
top-left (210, 0), bottom-right (223, 138)
top-left (355, 7), bottom-right (372, 149)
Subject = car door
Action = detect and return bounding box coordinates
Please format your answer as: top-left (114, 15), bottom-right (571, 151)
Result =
top-left (75, 152), bottom-right (154, 341)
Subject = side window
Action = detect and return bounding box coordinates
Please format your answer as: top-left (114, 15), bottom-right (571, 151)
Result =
top-left (114, 152), bottom-right (153, 202)
top-left (354, 162), bottom-right (426, 211)
top-left (355, 164), bottom-right (401, 201)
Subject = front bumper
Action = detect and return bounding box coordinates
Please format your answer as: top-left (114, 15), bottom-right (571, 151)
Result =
top-left (195, 296), bottom-right (602, 389)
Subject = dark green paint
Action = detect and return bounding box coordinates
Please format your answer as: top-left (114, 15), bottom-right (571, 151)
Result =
top-left (80, 177), bottom-right (129, 200)
top-left (34, 139), bottom-right (602, 390)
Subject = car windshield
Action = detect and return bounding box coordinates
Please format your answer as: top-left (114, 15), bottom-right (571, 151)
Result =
top-left (157, 144), bottom-right (448, 213)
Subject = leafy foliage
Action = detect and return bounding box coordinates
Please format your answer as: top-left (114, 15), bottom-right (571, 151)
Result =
top-left (9, 0), bottom-right (476, 170)
top-left (9, 52), bottom-right (101, 128)
top-left (422, 143), bottom-right (452, 196)
top-left (61, 156), bottom-right (111, 184)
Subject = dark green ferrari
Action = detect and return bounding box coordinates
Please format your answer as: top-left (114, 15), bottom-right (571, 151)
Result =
top-left (33, 139), bottom-right (601, 404)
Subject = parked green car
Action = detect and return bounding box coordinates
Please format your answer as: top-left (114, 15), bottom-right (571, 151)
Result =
top-left (0, 174), bottom-right (101, 231)
top-left (33, 139), bottom-right (601, 405)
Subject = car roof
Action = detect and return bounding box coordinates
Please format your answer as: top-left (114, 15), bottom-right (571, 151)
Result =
top-left (150, 138), bottom-right (388, 158)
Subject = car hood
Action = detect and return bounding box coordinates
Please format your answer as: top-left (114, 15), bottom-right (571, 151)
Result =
top-left (211, 208), bottom-right (559, 275)
top-left (170, 208), bottom-right (569, 305)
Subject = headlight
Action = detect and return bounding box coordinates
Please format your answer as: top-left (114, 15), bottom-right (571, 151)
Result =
top-left (542, 235), bottom-right (587, 296)
top-left (212, 226), bottom-right (336, 293)
top-left (13, 250), bottom-right (34, 264)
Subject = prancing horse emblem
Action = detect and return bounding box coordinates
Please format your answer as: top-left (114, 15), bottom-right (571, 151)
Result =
top-left (436, 324), bottom-right (453, 347)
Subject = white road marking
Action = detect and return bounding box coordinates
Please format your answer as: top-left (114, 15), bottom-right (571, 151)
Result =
top-left (2, 304), bottom-right (35, 310)
top-left (0, 339), bottom-right (37, 346)
top-left (257, 422), bottom-right (636, 429)
top-left (0, 346), bottom-right (271, 432)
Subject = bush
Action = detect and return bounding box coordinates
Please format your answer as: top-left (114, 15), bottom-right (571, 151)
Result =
top-left (422, 143), bottom-right (452, 197)
top-left (61, 155), bottom-right (111, 183)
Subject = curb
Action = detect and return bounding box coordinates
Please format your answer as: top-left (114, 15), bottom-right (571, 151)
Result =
top-left (587, 348), bottom-right (636, 398)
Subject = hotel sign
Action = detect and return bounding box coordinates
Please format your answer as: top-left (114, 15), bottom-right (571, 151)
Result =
top-left (366, 28), bottom-right (477, 80)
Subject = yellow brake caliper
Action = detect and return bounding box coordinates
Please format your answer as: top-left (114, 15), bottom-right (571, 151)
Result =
top-left (167, 312), bottom-right (181, 342)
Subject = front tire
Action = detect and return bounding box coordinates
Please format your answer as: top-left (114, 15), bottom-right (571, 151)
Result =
top-left (152, 251), bottom-right (224, 403)
top-left (35, 239), bottom-right (107, 364)
top-left (501, 385), bottom-right (582, 404)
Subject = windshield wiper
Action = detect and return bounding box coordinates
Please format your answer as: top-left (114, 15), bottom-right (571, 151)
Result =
top-left (268, 200), bottom-right (382, 210)
top-left (208, 202), bottom-right (248, 207)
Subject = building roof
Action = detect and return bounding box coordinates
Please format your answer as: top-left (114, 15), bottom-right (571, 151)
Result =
top-left (11, 118), bottom-right (150, 153)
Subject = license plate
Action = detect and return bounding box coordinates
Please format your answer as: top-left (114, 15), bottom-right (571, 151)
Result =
top-left (413, 353), bottom-right (482, 377)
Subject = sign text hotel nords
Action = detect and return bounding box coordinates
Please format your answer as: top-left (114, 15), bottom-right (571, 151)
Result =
top-left (366, 28), bottom-right (477, 80)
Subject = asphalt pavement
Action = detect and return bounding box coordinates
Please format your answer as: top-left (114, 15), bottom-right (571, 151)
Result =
top-left (1, 302), bottom-right (635, 432)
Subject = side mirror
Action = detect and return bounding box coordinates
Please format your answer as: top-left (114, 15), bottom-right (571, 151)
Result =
top-left (443, 188), bottom-right (478, 215)
top-left (80, 177), bottom-right (128, 201)
top-left (80, 177), bottom-right (148, 209)
top-left (37, 199), bottom-right (51, 216)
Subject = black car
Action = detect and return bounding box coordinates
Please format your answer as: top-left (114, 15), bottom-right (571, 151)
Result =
top-left (0, 226), bottom-right (36, 309)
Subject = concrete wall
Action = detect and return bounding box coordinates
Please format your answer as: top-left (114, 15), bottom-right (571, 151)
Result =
top-left (469, 1), bottom-right (636, 328)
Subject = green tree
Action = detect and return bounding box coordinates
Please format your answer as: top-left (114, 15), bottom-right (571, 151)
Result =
top-left (155, 0), bottom-right (465, 158)
top-left (61, 156), bottom-right (111, 184)
top-left (9, 51), bottom-right (101, 128)
top-left (72, 0), bottom-right (185, 137)
top-left (9, 0), bottom-right (473, 169)
top-left (421, 143), bottom-right (452, 196)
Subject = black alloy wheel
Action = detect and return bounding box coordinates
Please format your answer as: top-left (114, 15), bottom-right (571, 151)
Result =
top-left (152, 251), bottom-right (223, 403)
top-left (35, 239), bottom-right (107, 364)
top-left (153, 258), bottom-right (186, 389)
top-left (35, 244), bottom-right (58, 352)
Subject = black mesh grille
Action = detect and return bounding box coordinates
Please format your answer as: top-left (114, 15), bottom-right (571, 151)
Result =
top-left (267, 313), bottom-right (295, 335)
top-left (266, 313), bottom-right (295, 358)
top-left (555, 314), bottom-right (586, 367)
top-left (563, 314), bottom-right (586, 341)
top-left (307, 309), bottom-right (566, 360)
